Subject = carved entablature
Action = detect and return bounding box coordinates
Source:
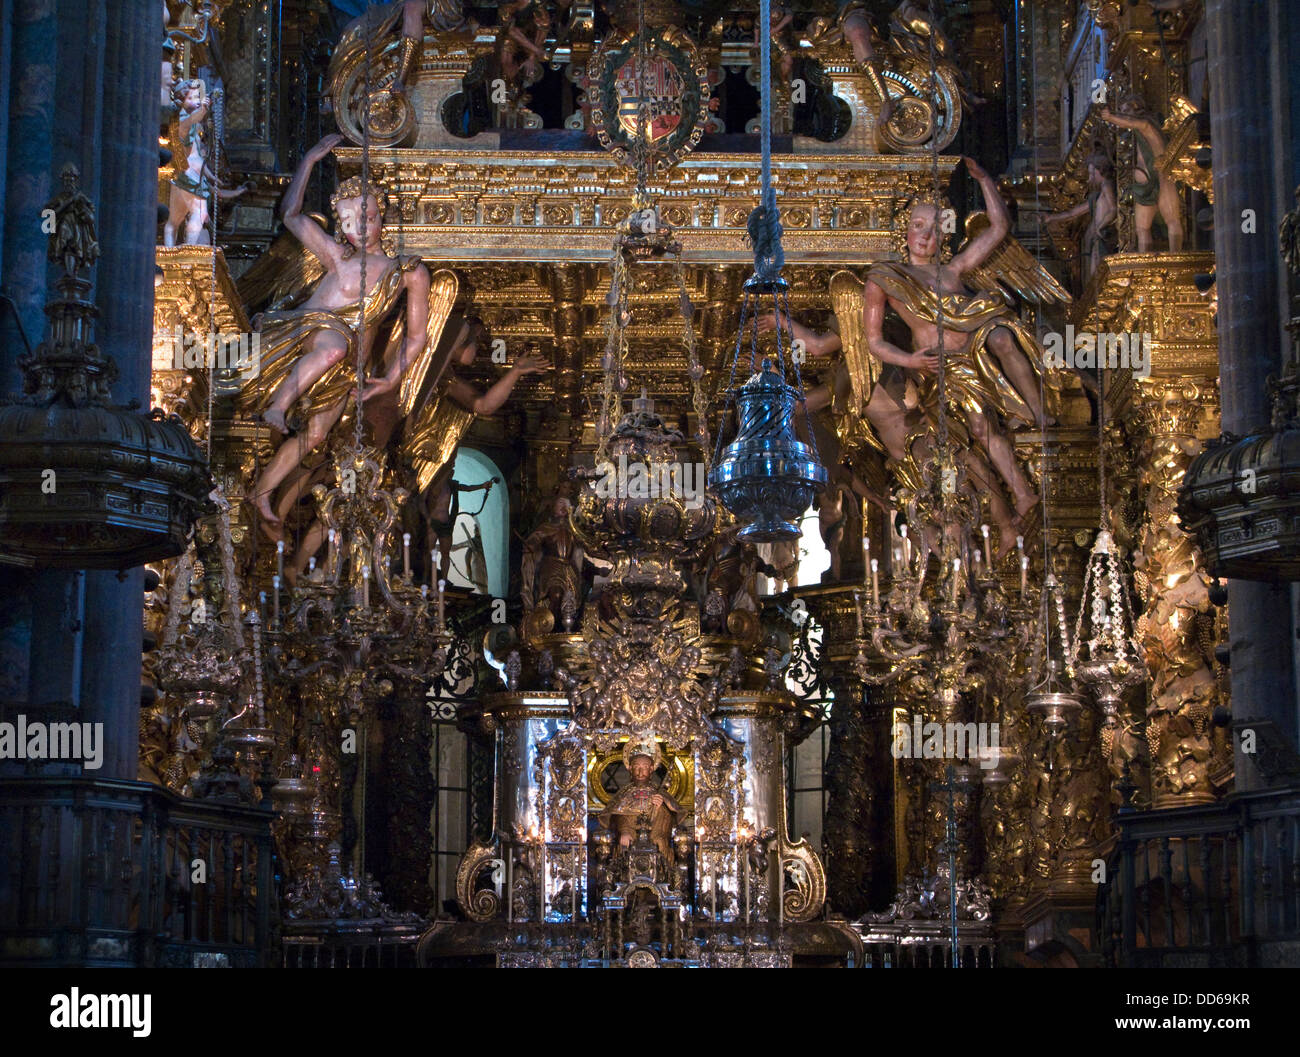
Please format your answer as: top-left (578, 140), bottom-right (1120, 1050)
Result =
top-left (1072, 251), bottom-right (1218, 377)
top-left (152, 245), bottom-right (252, 423)
top-left (337, 147), bottom-right (958, 266)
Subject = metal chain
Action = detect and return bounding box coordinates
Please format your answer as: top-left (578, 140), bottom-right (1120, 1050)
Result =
top-left (354, 12), bottom-right (374, 454)
top-left (926, 0), bottom-right (948, 453)
top-left (207, 85), bottom-right (224, 463)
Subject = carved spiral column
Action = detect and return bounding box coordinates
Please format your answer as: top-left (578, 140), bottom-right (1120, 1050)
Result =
top-left (807, 587), bottom-right (896, 915)
top-left (1128, 377), bottom-right (1228, 807)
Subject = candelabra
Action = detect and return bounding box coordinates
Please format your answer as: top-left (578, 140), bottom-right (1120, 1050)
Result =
top-left (266, 443), bottom-right (450, 919)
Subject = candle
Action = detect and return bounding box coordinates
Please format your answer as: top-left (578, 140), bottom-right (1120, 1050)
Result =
top-left (437, 578), bottom-right (446, 628)
top-left (361, 562), bottom-right (370, 609)
top-left (854, 592), bottom-right (864, 636)
top-left (276, 539), bottom-right (284, 578)
top-left (871, 557), bottom-right (879, 608)
top-left (980, 523), bottom-right (991, 566)
top-left (899, 524), bottom-right (910, 567)
top-left (431, 547), bottom-right (441, 584)
top-left (863, 537), bottom-right (871, 587)
top-left (308, 556), bottom-right (316, 575)
top-left (1021, 554), bottom-right (1030, 598)
top-left (327, 529), bottom-right (337, 576)
top-left (272, 574), bottom-right (281, 625)
top-left (950, 558), bottom-right (961, 604)
top-left (402, 532), bottom-right (411, 580)
top-left (421, 583), bottom-right (429, 600)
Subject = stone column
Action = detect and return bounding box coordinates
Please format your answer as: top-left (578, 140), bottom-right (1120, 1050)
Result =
top-left (0, 0), bottom-right (164, 778)
top-left (1205, 0), bottom-right (1300, 787)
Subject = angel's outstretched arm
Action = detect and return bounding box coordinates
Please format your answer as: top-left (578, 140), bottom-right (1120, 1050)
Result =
top-left (282, 133), bottom-right (345, 267)
top-left (949, 156), bottom-right (1009, 275)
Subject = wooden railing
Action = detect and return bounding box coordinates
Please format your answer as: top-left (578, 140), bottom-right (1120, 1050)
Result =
top-left (1099, 787), bottom-right (1300, 967)
top-left (0, 777), bottom-right (274, 967)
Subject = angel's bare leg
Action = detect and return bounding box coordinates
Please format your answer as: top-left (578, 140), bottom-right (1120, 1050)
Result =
top-left (1134, 200), bottom-right (1156, 253)
top-left (1159, 181), bottom-right (1184, 251)
top-left (864, 385), bottom-right (909, 460)
top-left (250, 400), bottom-right (346, 539)
top-left (184, 194), bottom-right (210, 246)
top-left (164, 185), bottom-right (194, 247)
top-left (285, 521), bottom-right (327, 586)
top-left (264, 327), bottom-right (349, 434)
top-left (965, 408), bottom-right (1037, 521)
top-left (958, 449), bottom-right (1018, 559)
top-left (986, 325), bottom-right (1050, 426)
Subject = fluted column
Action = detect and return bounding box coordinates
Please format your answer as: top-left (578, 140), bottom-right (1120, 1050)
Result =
top-left (1206, 0), bottom-right (1300, 788)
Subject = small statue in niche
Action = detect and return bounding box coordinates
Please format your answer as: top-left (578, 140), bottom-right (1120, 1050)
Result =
top-left (1100, 96), bottom-right (1185, 253)
top-left (599, 738), bottom-right (681, 864)
top-left (520, 490), bottom-right (587, 636)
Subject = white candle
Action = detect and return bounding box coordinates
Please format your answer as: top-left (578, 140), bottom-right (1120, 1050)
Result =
top-left (870, 557), bottom-right (879, 608)
top-left (272, 574), bottom-right (281, 625)
top-left (361, 563), bottom-right (370, 609)
top-left (437, 578), bottom-right (446, 627)
top-left (863, 537), bottom-right (871, 587)
top-left (308, 556), bottom-right (316, 575)
top-left (899, 524), bottom-right (910, 567)
top-left (402, 532), bottom-right (411, 580)
top-left (276, 539), bottom-right (284, 578)
top-left (980, 523), bottom-right (991, 566)
top-left (328, 529), bottom-right (337, 571)
top-left (1021, 554), bottom-right (1030, 598)
top-left (421, 583), bottom-right (429, 600)
top-left (950, 558), bottom-right (961, 604)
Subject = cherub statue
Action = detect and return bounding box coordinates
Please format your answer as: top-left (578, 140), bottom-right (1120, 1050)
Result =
top-left (239, 133), bottom-right (445, 538)
top-left (495, 0), bottom-right (551, 90)
top-left (163, 80), bottom-right (252, 246)
top-left (338, 0), bottom-right (473, 101)
top-left (1045, 152), bottom-right (1118, 280)
top-left (599, 737), bottom-right (681, 864)
top-left (1100, 95), bottom-right (1185, 253)
top-left (520, 491), bottom-right (587, 636)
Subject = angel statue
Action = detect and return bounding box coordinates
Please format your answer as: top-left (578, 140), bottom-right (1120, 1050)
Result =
top-left (237, 132), bottom-right (452, 539)
top-left (800, 157), bottom-right (1069, 554)
top-left (1100, 95), bottom-right (1185, 253)
top-left (1045, 152), bottom-right (1118, 282)
top-left (163, 80), bottom-right (252, 247)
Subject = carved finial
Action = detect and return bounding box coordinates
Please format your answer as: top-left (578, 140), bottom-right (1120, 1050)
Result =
top-left (44, 164), bottom-right (100, 280)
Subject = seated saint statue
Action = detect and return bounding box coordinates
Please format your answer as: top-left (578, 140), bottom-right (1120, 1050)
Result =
top-left (599, 740), bottom-right (681, 865)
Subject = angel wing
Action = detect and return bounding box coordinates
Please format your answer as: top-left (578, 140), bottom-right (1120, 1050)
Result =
top-left (829, 270), bottom-right (879, 411)
top-left (235, 216), bottom-right (330, 315)
top-left (399, 268), bottom-right (460, 418)
top-left (958, 212), bottom-right (1073, 305)
top-left (828, 270), bottom-right (886, 455)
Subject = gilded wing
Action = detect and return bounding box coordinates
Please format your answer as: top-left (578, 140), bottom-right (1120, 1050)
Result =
top-left (828, 270), bottom-right (885, 455)
top-left (829, 270), bottom-right (878, 410)
top-left (398, 268), bottom-right (460, 418)
top-left (959, 212), bottom-right (1073, 305)
top-left (235, 216), bottom-right (329, 315)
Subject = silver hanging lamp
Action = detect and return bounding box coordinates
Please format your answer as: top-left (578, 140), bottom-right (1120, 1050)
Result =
top-left (707, 0), bottom-right (825, 542)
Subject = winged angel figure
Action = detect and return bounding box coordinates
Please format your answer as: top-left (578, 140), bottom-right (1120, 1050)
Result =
top-left (234, 133), bottom-right (543, 570)
top-left (801, 156), bottom-right (1070, 557)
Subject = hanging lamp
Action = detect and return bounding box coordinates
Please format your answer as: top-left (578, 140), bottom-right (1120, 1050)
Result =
top-left (708, 0), bottom-right (825, 542)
